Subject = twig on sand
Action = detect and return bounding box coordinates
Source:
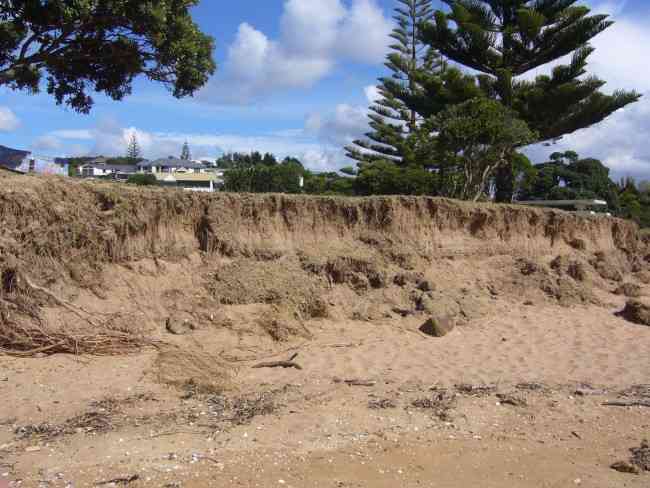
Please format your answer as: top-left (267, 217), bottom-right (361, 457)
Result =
top-left (252, 353), bottom-right (302, 370)
top-left (95, 474), bottom-right (139, 486)
top-left (343, 379), bottom-right (377, 387)
top-left (603, 400), bottom-right (650, 407)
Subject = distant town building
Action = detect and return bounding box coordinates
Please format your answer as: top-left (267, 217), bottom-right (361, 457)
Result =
top-left (0, 145), bottom-right (68, 176)
top-left (78, 162), bottom-right (138, 180)
top-left (138, 158), bottom-right (208, 174)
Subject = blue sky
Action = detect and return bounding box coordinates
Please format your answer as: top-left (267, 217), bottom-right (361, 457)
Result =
top-left (0, 0), bottom-right (649, 177)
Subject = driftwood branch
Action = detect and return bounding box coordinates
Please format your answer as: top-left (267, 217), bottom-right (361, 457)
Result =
top-left (344, 379), bottom-right (376, 387)
top-left (95, 474), bottom-right (139, 486)
top-left (252, 353), bottom-right (302, 370)
top-left (22, 275), bottom-right (103, 327)
top-left (603, 400), bottom-right (650, 407)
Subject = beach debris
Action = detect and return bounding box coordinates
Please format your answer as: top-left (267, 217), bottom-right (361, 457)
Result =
top-left (603, 400), bottom-right (650, 407)
top-left (630, 440), bottom-right (650, 471)
top-left (455, 384), bottom-right (497, 397)
top-left (342, 379), bottom-right (376, 387)
top-left (496, 393), bottom-right (527, 407)
top-left (611, 461), bottom-right (640, 474)
top-left (368, 398), bottom-right (397, 409)
top-left (252, 353), bottom-right (302, 370)
top-left (95, 474), bottom-right (139, 486)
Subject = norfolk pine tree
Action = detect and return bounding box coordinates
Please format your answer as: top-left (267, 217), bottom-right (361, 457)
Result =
top-left (126, 134), bottom-right (141, 160)
top-left (346, 0), bottom-right (443, 166)
top-left (420, 0), bottom-right (641, 201)
top-left (180, 142), bottom-right (192, 161)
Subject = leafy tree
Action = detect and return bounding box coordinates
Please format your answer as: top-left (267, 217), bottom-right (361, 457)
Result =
top-left (303, 171), bottom-right (355, 195)
top-left (432, 98), bottom-right (534, 201)
top-left (126, 134), bottom-right (141, 160)
top-left (354, 160), bottom-right (437, 196)
top-left (0, 1), bottom-right (215, 113)
top-left (518, 151), bottom-right (620, 210)
top-left (346, 0), bottom-right (444, 165)
top-left (421, 0), bottom-right (641, 202)
top-left (262, 153), bottom-right (278, 166)
top-left (223, 157), bottom-right (305, 194)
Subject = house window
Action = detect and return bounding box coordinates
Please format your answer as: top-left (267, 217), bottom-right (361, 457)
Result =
top-left (28, 159), bottom-right (35, 173)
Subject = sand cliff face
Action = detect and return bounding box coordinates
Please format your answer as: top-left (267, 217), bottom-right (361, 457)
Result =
top-left (0, 173), bottom-right (646, 359)
top-left (0, 173), bottom-right (640, 268)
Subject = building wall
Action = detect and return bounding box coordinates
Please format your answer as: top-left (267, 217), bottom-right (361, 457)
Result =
top-left (15, 156), bottom-right (67, 176)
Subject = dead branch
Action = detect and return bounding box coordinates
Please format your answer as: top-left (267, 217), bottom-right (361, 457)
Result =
top-left (251, 352), bottom-right (302, 370)
top-left (95, 474), bottom-right (139, 486)
top-left (22, 275), bottom-right (103, 327)
top-left (603, 400), bottom-right (650, 407)
top-left (343, 379), bottom-right (376, 387)
top-left (252, 360), bottom-right (302, 370)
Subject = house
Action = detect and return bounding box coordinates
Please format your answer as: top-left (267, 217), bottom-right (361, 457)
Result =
top-left (155, 172), bottom-right (221, 192)
top-left (517, 199), bottom-right (612, 216)
top-left (0, 145), bottom-right (68, 176)
top-left (78, 162), bottom-right (138, 179)
top-left (137, 158), bottom-right (207, 175)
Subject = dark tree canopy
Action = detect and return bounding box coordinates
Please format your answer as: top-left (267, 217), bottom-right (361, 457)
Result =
top-left (420, 0), bottom-right (641, 201)
top-left (0, 0), bottom-right (216, 112)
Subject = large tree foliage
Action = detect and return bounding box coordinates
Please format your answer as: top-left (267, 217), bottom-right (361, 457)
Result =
top-left (0, 0), bottom-right (215, 112)
top-left (346, 0), bottom-right (443, 165)
top-left (433, 98), bottom-right (534, 201)
top-left (420, 0), bottom-right (641, 202)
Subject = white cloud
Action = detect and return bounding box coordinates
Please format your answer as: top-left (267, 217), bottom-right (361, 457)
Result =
top-left (280, 0), bottom-right (347, 57)
top-left (199, 0), bottom-right (392, 104)
top-left (50, 129), bottom-right (94, 140)
top-left (589, 18), bottom-right (650, 93)
top-left (336, 0), bottom-right (393, 63)
top-left (364, 85), bottom-right (381, 104)
top-left (0, 106), bottom-right (19, 132)
top-left (31, 135), bottom-right (63, 152)
top-left (306, 103), bottom-right (369, 146)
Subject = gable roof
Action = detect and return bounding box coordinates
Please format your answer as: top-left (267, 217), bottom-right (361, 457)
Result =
top-left (138, 158), bottom-right (206, 170)
top-left (79, 163), bottom-right (138, 172)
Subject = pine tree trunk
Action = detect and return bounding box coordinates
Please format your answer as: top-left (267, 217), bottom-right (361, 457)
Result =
top-left (495, 6), bottom-right (515, 204)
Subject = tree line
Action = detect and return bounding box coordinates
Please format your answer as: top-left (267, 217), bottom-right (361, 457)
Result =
top-left (1, 1), bottom-right (645, 223)
top-left (219, 148), bottom-right (650, 228)
top-left (343, 0), bottom-right (639, 204)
